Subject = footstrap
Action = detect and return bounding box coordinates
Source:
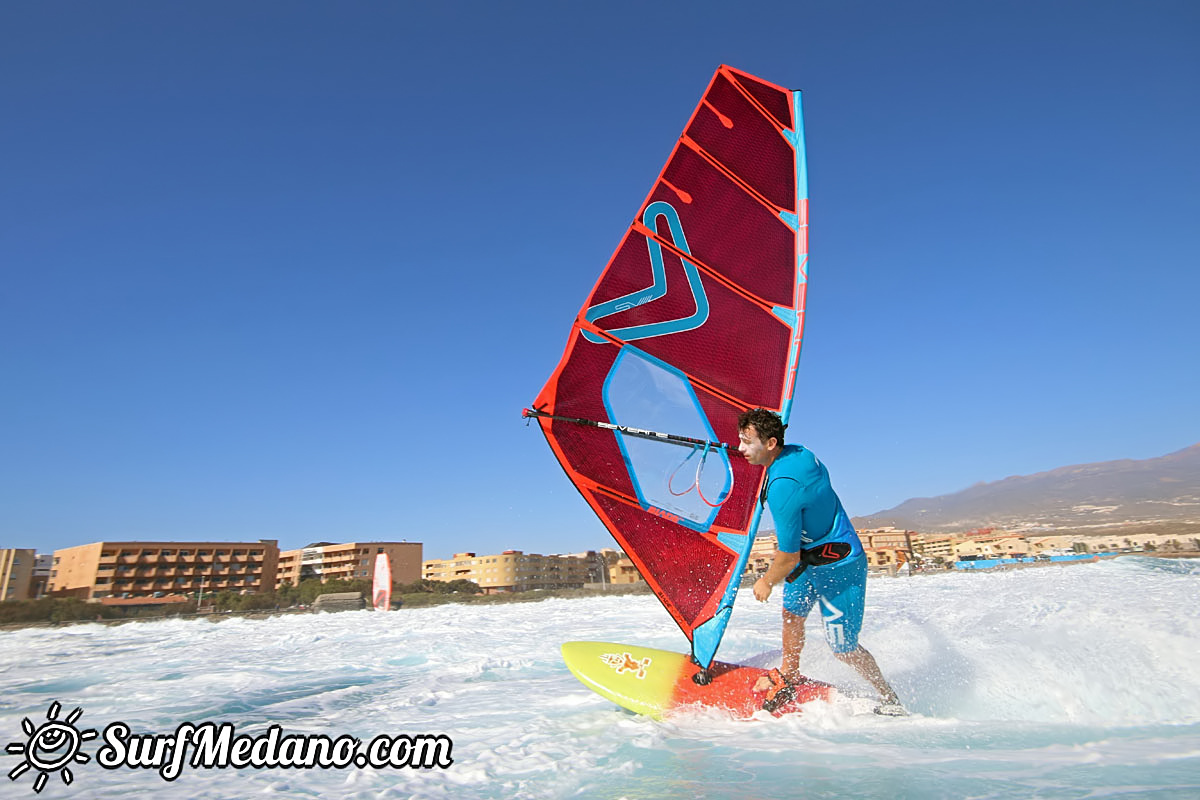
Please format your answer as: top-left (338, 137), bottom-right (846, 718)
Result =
top-left (761, 668), bottom-right (796, 713)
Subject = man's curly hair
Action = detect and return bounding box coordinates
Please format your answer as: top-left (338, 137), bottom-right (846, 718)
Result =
top-left (737, 408), bottom-right (786, 445)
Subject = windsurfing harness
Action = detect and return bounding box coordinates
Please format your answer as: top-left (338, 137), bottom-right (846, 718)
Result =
top-left (526, 66), bottom-right (810, 671)
top-left (784, 541), bottom-right (854, 584)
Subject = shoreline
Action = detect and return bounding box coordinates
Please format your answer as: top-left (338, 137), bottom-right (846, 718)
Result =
top-left (3, 552), bottom-right (1196, 633)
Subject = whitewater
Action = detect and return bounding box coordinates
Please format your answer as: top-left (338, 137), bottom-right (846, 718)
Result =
top-left (2, 556), bottom-right (1198, 799)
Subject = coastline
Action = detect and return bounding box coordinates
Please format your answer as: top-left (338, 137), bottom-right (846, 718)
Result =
top-left (4, 552), bottom-right (1197, 633)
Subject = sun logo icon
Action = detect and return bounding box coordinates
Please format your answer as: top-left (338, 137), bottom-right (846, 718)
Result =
top-left (5, 701), bottom-right (98, 793)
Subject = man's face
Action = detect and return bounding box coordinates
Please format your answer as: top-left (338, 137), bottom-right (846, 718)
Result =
top-left (738, 425), bottom-right (776, 466)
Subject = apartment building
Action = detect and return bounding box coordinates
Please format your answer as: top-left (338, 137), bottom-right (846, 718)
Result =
top-left (31, 554), bottom-right (52, 598)
top-left (859, 528), bottom-right (912, 551)
top-left (47, 540), bottom-right (280, 599)
top-left (564, 549), bottom-right (626, 585)
top-left (746, 533), bottom-right (780, 575)
top-left (276, 541), bottom-right (422, 588)
top-left (0, 548), bottom-right (36, 601)
top-left (1026, 532), bottom-right (1195, 554)
top-left (858, 528), bottom-right (915, 572)
top-left (608, 555), bottom-right (646, 585)
top-left (909, 533), bottom-right (956, 561)
top-left (422, 550), bottom-right (597, 593)
top-left (955, 536), bottom-right (1031, 559)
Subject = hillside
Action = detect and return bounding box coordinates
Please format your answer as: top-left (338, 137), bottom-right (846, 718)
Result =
top-left (851, 444), bottom-right (1200, 533)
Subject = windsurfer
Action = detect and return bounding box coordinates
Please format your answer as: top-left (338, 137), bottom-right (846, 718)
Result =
top-left (738, 408), bottom-right (906, 716)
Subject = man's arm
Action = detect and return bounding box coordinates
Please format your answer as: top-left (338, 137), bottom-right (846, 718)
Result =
top-left (753, 548), bottom-right (803, 602)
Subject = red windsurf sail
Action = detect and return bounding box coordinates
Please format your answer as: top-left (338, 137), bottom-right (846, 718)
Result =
top-left (526, 66), bottom-right (809, 669)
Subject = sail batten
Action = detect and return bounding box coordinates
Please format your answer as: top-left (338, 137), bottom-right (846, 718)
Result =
top-left (529, 66), bottom-right (808, 668)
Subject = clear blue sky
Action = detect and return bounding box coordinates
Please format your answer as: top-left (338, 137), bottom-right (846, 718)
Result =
top-left (2, 1), bottom-right (1197, 560)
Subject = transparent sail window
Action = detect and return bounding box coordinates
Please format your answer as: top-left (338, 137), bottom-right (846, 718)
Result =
top-left (602, 348), bottom-right (732, 529)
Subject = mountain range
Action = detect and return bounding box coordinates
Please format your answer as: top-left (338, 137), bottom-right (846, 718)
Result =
top-left (850, 443), bottom-right (1200, 534)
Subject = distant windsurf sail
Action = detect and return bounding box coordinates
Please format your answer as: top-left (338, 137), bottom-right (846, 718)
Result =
top-left (526, 65), bottom-right (809, 670)
top-left (373, 553), bottom-right (391, 612)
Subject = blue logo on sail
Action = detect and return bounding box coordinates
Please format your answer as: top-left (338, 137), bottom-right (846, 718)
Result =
top-left (583, 201), bottom-right (709, 343)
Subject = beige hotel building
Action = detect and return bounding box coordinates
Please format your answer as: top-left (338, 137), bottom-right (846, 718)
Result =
top-left (1, 548), bottom-right (37, 601)
top-left (47, 540), bottom-right (280, 599)
top-left (423, 550), bottom-right (609, 593)
top-left (275, 541), bottom-right (423, 588)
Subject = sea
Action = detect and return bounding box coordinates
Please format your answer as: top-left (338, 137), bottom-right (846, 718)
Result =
top-left (2, 556), bottom-right (1198, 799)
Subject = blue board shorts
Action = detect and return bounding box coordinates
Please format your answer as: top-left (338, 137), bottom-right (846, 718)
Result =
top-left (781, 553), bottom-right (867, 653)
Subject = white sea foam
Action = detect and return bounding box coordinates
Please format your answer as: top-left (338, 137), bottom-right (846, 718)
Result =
top-left (2, 556), bottom-right (1198, 799)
